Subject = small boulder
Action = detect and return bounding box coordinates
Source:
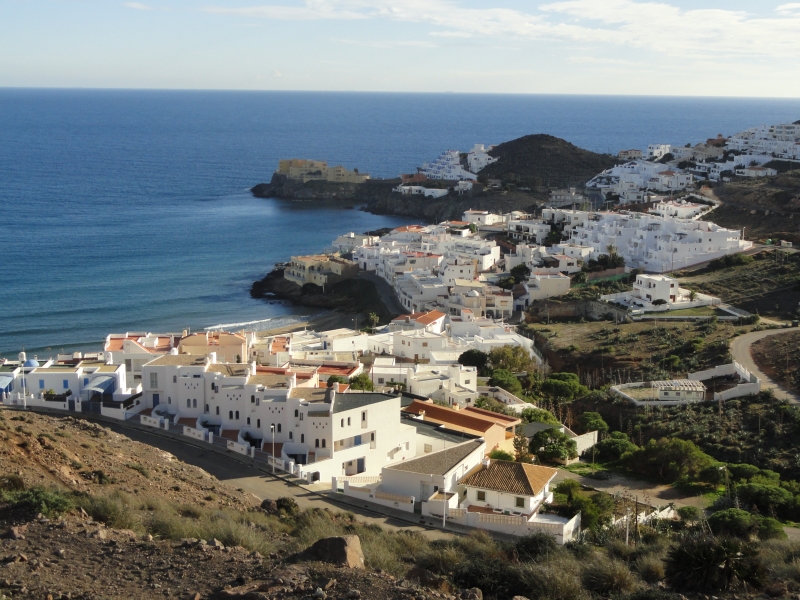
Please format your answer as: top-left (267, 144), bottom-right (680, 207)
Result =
top-left (260, 499), bottom-right (278, 514)
top-left (346, 591), bottom-right (361, 599)
top-left (7, 526), bottom-right (26, 540)
top-left (207, 539), bottom-right (225, 549)
top-left (461, 589), bottom-right (482, 600)
top-left (312, 588), bottom-right (326, 599)
top-left (301, 536), bottom-right (365, 569)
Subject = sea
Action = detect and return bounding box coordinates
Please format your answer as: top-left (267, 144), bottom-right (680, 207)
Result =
top-left (1, 89), bottom-right (798, 357)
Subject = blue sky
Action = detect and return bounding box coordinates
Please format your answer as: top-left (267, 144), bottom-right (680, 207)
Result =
top-left (1, 0), bottom-right (799, 95)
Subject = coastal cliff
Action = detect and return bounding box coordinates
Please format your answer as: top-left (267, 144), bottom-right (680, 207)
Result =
top-left (250, 133), bottom-right (616, 220)
top-left (250, 268), bottom-right (394, 321)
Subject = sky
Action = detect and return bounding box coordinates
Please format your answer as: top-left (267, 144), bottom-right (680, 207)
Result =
top-left (1, 0), bottom-right (799, 96)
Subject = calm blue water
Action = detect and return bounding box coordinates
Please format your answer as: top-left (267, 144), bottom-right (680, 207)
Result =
top-left (1, 90), bottom-right (798, 356)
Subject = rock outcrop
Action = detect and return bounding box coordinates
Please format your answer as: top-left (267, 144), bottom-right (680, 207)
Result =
top-left (300, 535), bottom-right (366, 569)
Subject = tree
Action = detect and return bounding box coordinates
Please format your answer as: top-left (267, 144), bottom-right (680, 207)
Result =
top-left (488, 345), bottom-right (535, 373)
top-left (593, 432), bottom-right (637, 461)
top-left (488, 369), bottom-right (523, 396)
top-left (708, 508), bottom-right (758, 539)
top-left (688, 289), bottom-right (698, 302)
top-left (541, 373), bottom-right (588, 403)
top-left (513, 428), bottom-right (534, 463)
top-left (625, 438), bottom-right (716, 482)
top-left (576, 411), bottom-right (608, 434)
top-left (489, 449), bottom-right (514, 461)
top-left (677, 506), bottom-right (700, 525)
top-left (520, 407), bottom-right (560, 425)
top-left (368, 312), bottom-right (380, 333)
top-left (349, 373), bottom-right (373, 391)
top-left (510, 264), bottom-right (531, 283)
top-left (458, 349), bottom-right (489, 375)
top-left (652, 298), bottom-right (668, 306)
top-left (529, 427), bottom-right (577, 463)
top-left (326, 375), bottom-right (346, 388)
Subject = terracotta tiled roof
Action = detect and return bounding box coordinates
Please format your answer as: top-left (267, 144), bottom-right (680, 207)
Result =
top-left (403, 400), bottom-right (496, 434)
top-left (415, 310), bottom-right (446, 325)
top-left (462, 406), bottom-right (520, 426)
top-left (459, 460), bottom-right (557, 496)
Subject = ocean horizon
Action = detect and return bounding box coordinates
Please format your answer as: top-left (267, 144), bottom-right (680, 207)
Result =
top-left (1, 89), bottom-right (798, 357)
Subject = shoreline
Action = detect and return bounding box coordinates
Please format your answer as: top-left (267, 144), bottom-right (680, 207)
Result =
top-left (254, 311), bottom-right (363, 337)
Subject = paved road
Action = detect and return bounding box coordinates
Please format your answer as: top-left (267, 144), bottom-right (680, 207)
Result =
top-left (358, 271), bottom-right (405, 316)
top-left (729, 328), bottom-right (800, 404)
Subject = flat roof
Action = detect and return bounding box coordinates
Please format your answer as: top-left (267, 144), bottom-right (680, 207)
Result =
top-left (147, 355), bottom-right (206, 367)
top-left (402, 414), bottom-right (480, 444)
top-left (332, 392), bottom-right (399, 414)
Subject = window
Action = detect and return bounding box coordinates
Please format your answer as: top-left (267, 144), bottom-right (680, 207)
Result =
top-left (477, 490), bottom-right (486, 502)
top-left (229, 411), bottom-right (233, 419)
top-left (150, 373), bottom-right (158, 389)
top-left (515, 497), bottom-right (525, 508)
top-left (289, 432), bottom-right (293, 440)
top-left (277, 424), bottom-right (281, 433)
top-left (424, 444), bottom-right (433, 453)
top-left (361, 411), bottom-right (366, 422)
top-left (370, 432), bottom-right (375, 441)
top-left (235, 411), bottom-right (239, 420)
top-left (315, 439), bottom-right (319, 448)
top-left (465, 379), bottom-right (470, 385)
top-left (347, 417), bottom-right (351, 426)
top-left (216, 406), bottom-right (219, 415)
top-left (39, 380), bottom-right (44, 390)
top-left (251, 395), bottom-right (255, 403)
top-left (422, 343), bottom-right (428, 348)
top-left (173, 375), bottom-right (177, 383)
top-left (247, 417), bottom-right (251, 425)
top-left (322, 439), bottom-right (326, 448)
top-left (63, 379), bottom-right (69, 389)
top-left (84, 378), bottom-right (89, 386)
top-left (377, 378), bottom-right (384, 384)
top-left (187, 399), bottom-right (191, 408)
top-left (299, 413), bottom-right (304, 421)
top-left (300, 434), bottom-right (304, 443)
top-left (340, 419), bottom-right (344, 427)
top-left (193, 399), bottom-right (197, 408)
top-left (294, 409), bottom-right (299, 418)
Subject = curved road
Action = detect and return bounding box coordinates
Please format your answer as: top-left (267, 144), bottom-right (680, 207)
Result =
top-left (729, 328), bottom-right (800, 404)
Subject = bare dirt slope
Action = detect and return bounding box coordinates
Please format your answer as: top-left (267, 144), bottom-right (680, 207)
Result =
top-left (750, 329), bottom-right (800, 395)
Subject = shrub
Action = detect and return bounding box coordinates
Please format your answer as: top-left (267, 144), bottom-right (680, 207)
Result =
top-left (520, 407), bottom-right (560, 426)
top-left (581, 557), bottom-right (638, 595)
top-left (708, 508), bottom-right (758, 539)
top-left (126, 463), bottom-right (150, 478)
top-left (635, 554), bottom-right (666, 583)
top-left (529, 428), bottom-right (578, 463)
top-left (758, 517), bottom-right (787, 540)
top-left (576, 411), bottom-right (608, 434)
top-left (489, 369), bottom-right (523, 396)
top-left (677, 506), bottom-right (700, 524)
top-left (2, 487), bottom-right (73, 516)
top-left (0, 474), bottom-right (26, 491)
top-left (541, 372), bottom-right (588, 402)
top-left (488, 449), bottom-right (514, 461)
top-left (276, 496), bottom-right (299, 516)
top-left (625, 438), bottom-right (716, 482)
top-left (666, 536), bottom-right (766, 591)
top-left (514, 531), bottom-right (558, 561)
top-left (520, 562), bottom-right (588, 600)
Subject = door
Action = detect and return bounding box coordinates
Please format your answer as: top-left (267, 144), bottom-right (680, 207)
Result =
top-left (354, 435), bottom-right (361, 446)
top-left (356, 458), bottom-right (365, 473)
top-left (67, 399), bottom-right (75, 411)
top-left (420, 483), bottom-right (430, 502)
top-left (153, 393), bottom-right (160, 407)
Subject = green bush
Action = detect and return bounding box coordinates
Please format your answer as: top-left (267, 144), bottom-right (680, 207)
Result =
top-left (276, 496), bottom-right (299, 516)
top-left (758, 517), bottom-right (788, 541)
top-left (530, 428), bottom-right (578, 463)
top-left (489, 369), bottom-right (523, 396)
top-left (489, 449), bottom-right (515, 461)
top-left (520, 407), bottom-right (560, 426)
top-left (593, 432), bottom-right (637, 461)
top-left (624, 438), bottom-right (716, 482)
top-left (1, 486), bottom-right (73, 516)
top-left (577, 411), bottom-right (608, 434)
top-left (0, 474), bottom-right (26, 491)
top-left (708, 508), bottom-right (758, 539)
top-left (665, 536), bottom-right (766, 592)
top-left (541, 372), bottom-right (588, 403)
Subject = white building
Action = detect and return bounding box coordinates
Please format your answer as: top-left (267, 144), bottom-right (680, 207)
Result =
top-left (647, 144), bottom-right (672, 160)
top-left (462, 210), bottom-right (505, 227)
top-left (568, 210), bottom-right (752, 273)
top-left (140, 353), bottom-right (416, 479)
top-left (548, 188), bottom-right (587, 208)
top-left (618, 149), bottom-right (643, 160)
top-left (395, 185), bottom-right (449, 199)
top-left (466, 144), bottom-right (498, 173)
top-left (735, 166), bottom-right (778, 178)
top-left (648, 199), bottom-right (709, 219)
top-left (507, 220), bottom-right (552, 244)
top-left (601, 273), bottom-right (719, 311)
top-left (419, 150), bottom-right (477, 181)
top-left (332, 232), bottom-right (379, 254)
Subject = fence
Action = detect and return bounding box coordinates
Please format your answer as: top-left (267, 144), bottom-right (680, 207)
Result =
top-left (338, 480), bottom-right (415, 513)
top-left (140, 415), bottom-right (163, 428)
top-left (227, 439), bottom-right (253, 457)
top-left (183, 426), bottom-right (208, 442)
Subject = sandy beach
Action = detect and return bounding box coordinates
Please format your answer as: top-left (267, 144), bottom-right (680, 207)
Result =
top-left (255, 310), bottom-right (367, 337)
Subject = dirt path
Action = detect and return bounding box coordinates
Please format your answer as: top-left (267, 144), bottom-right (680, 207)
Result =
top-left (553, 469), bottom-right (709, 509)
top-left (729, 328), bottom-right (800, 404)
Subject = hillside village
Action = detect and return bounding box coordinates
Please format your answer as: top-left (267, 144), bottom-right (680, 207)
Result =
top-left (3, 121), bottom-right (800, 599)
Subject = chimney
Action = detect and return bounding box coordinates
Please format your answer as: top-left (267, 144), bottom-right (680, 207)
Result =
top-left (326, 387), bottom-right (336, 404)
top-left (286, 372), bottom-right (296, 390)
top-left (482, 457), bottom-right (491, 467)
top-left (208, 352), bottom-right (217, 364)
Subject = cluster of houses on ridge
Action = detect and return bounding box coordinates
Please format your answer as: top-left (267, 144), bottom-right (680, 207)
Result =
top-left (0, 331), bottom-right (584, 542)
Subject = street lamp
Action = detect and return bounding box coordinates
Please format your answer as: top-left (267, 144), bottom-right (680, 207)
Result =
top-left (270, 424), bottom-right (275, 474)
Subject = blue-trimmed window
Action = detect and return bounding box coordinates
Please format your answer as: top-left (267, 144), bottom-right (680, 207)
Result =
top-left (39, 380), bottom-right (45, 389)
top-left (63, 380), bottom-right (69, 389)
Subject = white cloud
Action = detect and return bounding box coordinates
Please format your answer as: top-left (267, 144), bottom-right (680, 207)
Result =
top-left (203, 0), bottom-right (800, 60)
top-left (124, 2), bottom-right (153, 9)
